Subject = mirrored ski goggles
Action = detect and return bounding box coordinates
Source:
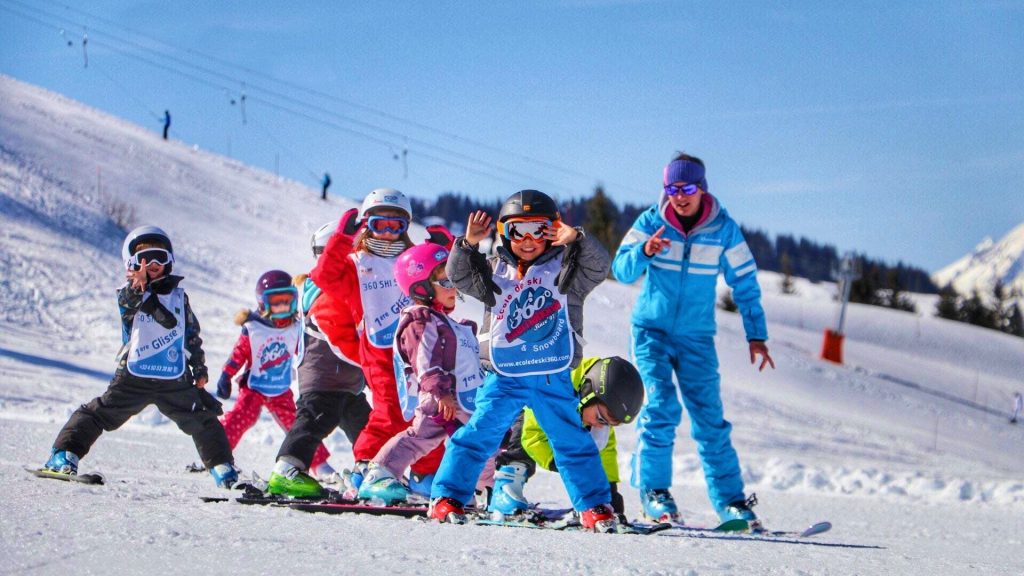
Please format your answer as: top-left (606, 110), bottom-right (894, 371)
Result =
top-left (663, 183), bottom-right (700, 196)
top-left (365, 215), bottom-right (409, 235)
top-left (127, 248), bottom-right (173, 270)
top-left (432, 278), bottom-right (456, 289)
top-left (500, 218), bottom-right (552, 242)
top-left (262, 287), bottom-right (298, 318)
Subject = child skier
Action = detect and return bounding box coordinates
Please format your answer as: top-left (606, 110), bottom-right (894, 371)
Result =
top-left (358, 236), bottom-right (496, 504)
top-left (41, 226), bottom-right (237, 487)
top-left (490, 356), bottom-right (645, 520)
top-left (612, 152), bottom-right (775, 524)
top-left (309, 189), bottom-right (444, 493)
top-left (428, 189), bottom-right (619, 532)
top-left (215, 270), bottom-right (333, 478)
top-left (266, 223), bottom-right (373, 497)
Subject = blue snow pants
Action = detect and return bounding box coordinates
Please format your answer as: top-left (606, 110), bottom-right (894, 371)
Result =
top-left (629, 326), bottom-right (745, 511)
top-left (431, 369), bottom-right (611, 511)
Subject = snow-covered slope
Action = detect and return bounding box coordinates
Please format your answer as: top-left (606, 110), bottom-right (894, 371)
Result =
top-left (933, 222), bottom-right (1024, 303)
top-left (2, 74), bottom-right (1023, 575)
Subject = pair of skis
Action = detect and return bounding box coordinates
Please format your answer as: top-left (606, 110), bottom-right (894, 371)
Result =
top-left (27, 468), bottom-right (834, 542)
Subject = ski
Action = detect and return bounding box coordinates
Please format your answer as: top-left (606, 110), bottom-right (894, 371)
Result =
top-left (470, 515), bottom-right (674, 535)
top-left (631, 519), bottom-right (833, 538)
top-left (27, 467), bottom-right (105, 485)
top-left (200, 482), bottom-right (347, 505)
top-left (288, 501), bottom-right (428, 518)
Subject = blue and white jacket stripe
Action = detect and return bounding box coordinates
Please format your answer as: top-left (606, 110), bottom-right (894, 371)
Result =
top-left (611, 193), bottom-right (768, 341)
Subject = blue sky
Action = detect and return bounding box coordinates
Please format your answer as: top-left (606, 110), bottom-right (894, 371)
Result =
top-left (2, 1), bottom-right (1022, 272)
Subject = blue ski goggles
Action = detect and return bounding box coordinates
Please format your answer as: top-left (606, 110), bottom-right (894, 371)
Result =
top-left (366, 215), bottom-right (409, 235)
top-left (663, 183), bottom-right (700, 197)
top-left (261, 286), bottom-right (298, 319)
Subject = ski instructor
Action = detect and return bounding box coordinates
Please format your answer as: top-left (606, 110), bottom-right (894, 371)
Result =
top-left (612, 151), bottom-right (774, 526)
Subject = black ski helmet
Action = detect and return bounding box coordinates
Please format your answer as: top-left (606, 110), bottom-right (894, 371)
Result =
top-left (578, 357), bottom-right (645, 424)
top-left (496, 189), bottom-right (560, 251)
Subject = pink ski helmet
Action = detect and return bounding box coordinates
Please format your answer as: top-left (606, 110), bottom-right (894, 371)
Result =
top-left (395, 243), bottom-right (450, 302)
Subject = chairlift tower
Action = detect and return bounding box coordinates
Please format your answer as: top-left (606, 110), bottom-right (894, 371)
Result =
top-left (821, 253), bottom-right (860, 364)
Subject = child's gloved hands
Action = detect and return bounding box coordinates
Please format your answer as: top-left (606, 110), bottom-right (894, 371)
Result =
top-left (437, 395), bottom-right (457, 421)
top-left (426, 224), bottom-right (455, 250)
top-left (216, 373), bottom-right (232, 400)
top-left (337, 208), bottom-right (363, 244)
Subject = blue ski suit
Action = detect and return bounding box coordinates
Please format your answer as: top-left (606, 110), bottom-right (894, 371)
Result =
top-left (431, 233), bottom-right (613, 511)
top-left (612, 192), bottom-right (767, 513)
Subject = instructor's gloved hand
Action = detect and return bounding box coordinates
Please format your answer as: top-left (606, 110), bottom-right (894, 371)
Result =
top-left (216, 373), bottom-right (232, 400)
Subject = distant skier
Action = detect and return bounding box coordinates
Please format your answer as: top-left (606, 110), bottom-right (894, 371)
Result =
top-left (612, 152), bottom-right (774, 526)
top-left (321, 172), bottom-right (331, 201)
top-left (162, 110), bottom-right (171, 140)
top-left (1012, 392), bottom-right (1022, 424)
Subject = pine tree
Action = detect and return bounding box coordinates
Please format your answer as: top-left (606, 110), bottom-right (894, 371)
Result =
top-left (780, 252), bottom-right (796, 295)
top-left (884, 269), bottom-right (916, 313)
top-left (1007, 303), bottom-right (1024, 337)
top-left (959, 290), bottom-right (995, 329)
top-left (585, 185), bottom-right (619, 255)
top-left (935, 284), bottom-right (960, 320)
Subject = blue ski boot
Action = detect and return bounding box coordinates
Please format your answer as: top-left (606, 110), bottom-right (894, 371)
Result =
top-left (44, 449), bottom-right (79, 475)
top-left (640, 488), bottom-right (681, 523)
top-left (209, 462), bottom-right (239, 489)
top-left (348, 460), bottom-right (369, 490)
top-left (358, 464), bottom-right (411, 505)
top-left (488, 462), bottom-right (530, 516)
top-left (407, 471), bottom-right (435, 499)
top-left (717, 493), bottom-right (759, 523)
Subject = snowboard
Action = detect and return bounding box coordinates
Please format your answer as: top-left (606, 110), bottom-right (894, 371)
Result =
top-left (27, 467), bottom-right (105, 485)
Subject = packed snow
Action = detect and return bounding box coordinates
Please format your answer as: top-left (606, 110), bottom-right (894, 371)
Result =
top-left (2, 74), bottom-right (1023, 575)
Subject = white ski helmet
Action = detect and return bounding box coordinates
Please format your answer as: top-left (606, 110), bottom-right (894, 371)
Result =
top-left (121, 225), bottom-right (173, 269)
top-left (311, 220), bottom-right (337, 257)
top-left (360, 188), bottom-right (412, 220)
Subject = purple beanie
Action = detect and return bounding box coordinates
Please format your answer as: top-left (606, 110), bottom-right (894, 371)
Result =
top-left (663, 159), bottom-right (708, 191)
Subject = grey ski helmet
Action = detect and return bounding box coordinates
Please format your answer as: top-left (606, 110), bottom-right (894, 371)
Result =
top-left (311, 220), bottom-right (337, 257)
top-left (121, 225), bottom-right (173, 272)
top-left (578, 356), bottom-right (645, 424)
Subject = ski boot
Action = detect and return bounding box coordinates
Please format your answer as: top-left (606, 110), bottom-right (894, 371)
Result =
top-left (209, 463), bottom-right (239, 489)
top-left (348, 460), bottom-right (369, 490)
top-left (488, 462), bottom-right (530, 516)
top-left (640, 488), bottom-right (681, 523)
top-left (267, 460), bottom-right (324, 498)
top-left (407, 471), bottom-right (435, 499)
top-left (718, 493), bottom-right (760, 527)
top-left (580, 503), bottom-right (618, 533)
top-left (429, 496), bottom-right (467, 524)
top-left (358, 464), bottom-right (411, 505)
top-left (313, 462), bottom-right (344, 486)
top-left (44, 449), bottom-right (79, 475)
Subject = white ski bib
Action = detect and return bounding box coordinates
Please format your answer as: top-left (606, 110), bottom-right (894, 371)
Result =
top-left (245, 320), bottom-right (303, 397)
top-left (352, 251), bottom-right (410, 349)
top-left (394, 310), bottom-right (486, 420)
top-left (126, 288), bottom-right (186, 379)
top-left (489, 256), bottom-right (573, 376)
